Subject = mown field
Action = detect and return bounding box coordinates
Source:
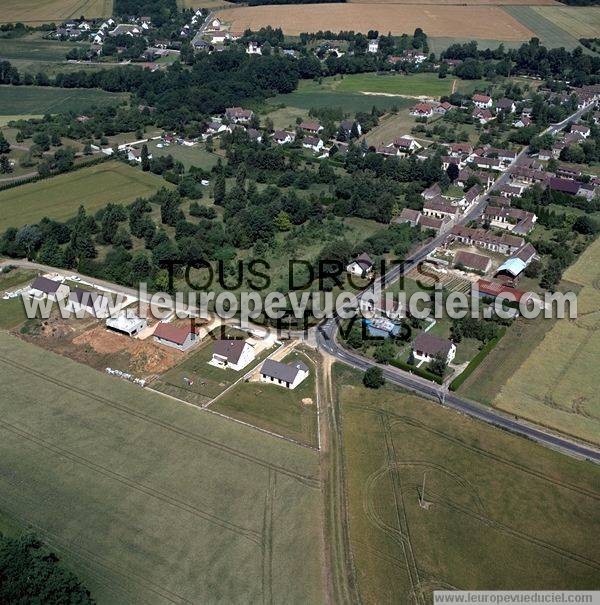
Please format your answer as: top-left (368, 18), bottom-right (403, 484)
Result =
top-left (218, 4), bottom-right (533, 39)
top-left (0, 85), bottom-right (127, 116)
top-left (533, 6), bottom-right (600, 39)
top-left (0, 0), bottom-right (112, 24)
top-left (146, 140), bottom-right (221, 170)
top-left (0, 333), bottom-right (324, 604)
top-left (492, 237), bottom-right (600, 446)
top-left (335, 365), bottom-right (600, 603)
top-left (0, 33), bottom-right (87, 62)
top-left (0, 162), bottom-right (171, 231)
top-left (335, 72), bottom-right (456, 98)
top-left (503, 5), bottom-right (584, 50)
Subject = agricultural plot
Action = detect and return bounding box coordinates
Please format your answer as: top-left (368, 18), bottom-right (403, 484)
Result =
top-left (503, 6), bottom-right (582, 49)
top-left (146, 140), bottom-right (221, 170)
top-left (0, 85), bottom-right (127, 116)
top-left (335, 72), bottom-right (462, 98)
top-left (492, 237), bottom-right (600, 445)
top-left (213, 350), bottom-right (319, 447)
top-left (0, 0), bottom-right (112, 24)
top-left (218, 5), bottom-right (533, 40)
top-left (0, 33), bottom-right (87, 63)
top-left (533, 6), bottom-right (600, 40)
top-left (335, 365), bottom-right (600, 604)
top-left (0, 161), bottom-right (171, 231)
top-left (349, 0), bottom-right (558, 3)
top-left (0, 333), bottom-right (323, 604)
top-left (178, 0), bottom-right (232, 8)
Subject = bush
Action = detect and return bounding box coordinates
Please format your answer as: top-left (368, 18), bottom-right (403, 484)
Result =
top-left (363, 366), bottom-right (385, 389)
top-left (389, 358), bottom-right (444, 384)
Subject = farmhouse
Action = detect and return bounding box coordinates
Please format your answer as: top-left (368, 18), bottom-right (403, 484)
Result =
top-left (472, 108), bottom-right (494, 125)
top-left (302, 136), bottom-right (324, 153)
top-left (211, 339), bottom-right (255, 371)
top-left (29, 276), bottom-right (70, 302)
top-left (434, 102), bottom-right (453, 115)
top-left (127, 148), bottom-right (152, 163)
top-left (423, 197), bottom-right (458, 221)
top-left (472, 93), bottom-right (492, 109)
top-left (153, 322), bottom-right (198, 351)
top-left (246, 41), bottom-right (262, 55)
top-left (419, 215), bottom-right (453, 235)
top-left (299, 120), bottom-right (323, 134)
top-left (473, 156), bottom-right (503, 171)
top-left (410, 103), bottom-right (434, 118)
top-left (259, 358), bottom-right (309, 390)
top-left (412, 333), bottom-right (456, 364)
top-left (339, 120), bottom-right (361, 136)
top-left (401, 49), bottom-right (427, 64)
top-left (453, 250), bottom-right (492, 274)
top-left (367, 39), bottom-right (379, 53)
top-left (347, 252), bottom-right (374, 277)
top-left (475, 279), bottom-right (531, 305)
top-left (421, 182), bottom-right (442, 200)
top-left (67, 287), bottom-right (109, 317)
top-left (393, 137), bottom-right (421, 154)
top-left (395, 208), bottom-right (421, 227)
top-left (495, 98), bottom-right (516, 113)
top-left (449, 142), bottom-right (473, 157)
top-left (570, 124), bottom-right (591, 139)
top-left (273, 130), bottom-right (295, 145)
top-left (483, 206), bottom-right (537, 234)
top-left (106, 312), bottom-right (147, 336)
top-left (548, 177), bottom-right (594, 198)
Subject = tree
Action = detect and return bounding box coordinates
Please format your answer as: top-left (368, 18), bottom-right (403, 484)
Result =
top-left (0, 155), bottom-right (12, 173)
top-left (373, 341), bottom-right (397, 364)
top-left (0, 131), bottom-right (10, 154)
top-left (363, 366), bottom-right (385, 389)
top-left (428, 351), bottom-right (447, 377)
top-left (573, 215), bottom-right (598, 235)
top-left (438, 63), bottom-right (448, 79)
top-left (213, 172), bottom-right (226, 204)
top-left (141, 144), bottom-right (150, 172)
top-left (446, 163), bottom-right (459, 182)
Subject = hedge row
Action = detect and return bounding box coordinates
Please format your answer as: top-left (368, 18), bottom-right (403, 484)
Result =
top-left (389, 358), bottom-right (444, 385)
top-left (0, 154), bottom-right (110, 193)
top-left (449, 327), bottom-right (506, 392)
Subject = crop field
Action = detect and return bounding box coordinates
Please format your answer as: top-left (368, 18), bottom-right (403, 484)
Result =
top-left (146, 140), bottom-right (221, 170)
top-left (532, 6), bottom-right (600, 39)
top-left (213, 350), bottom-right (319, 447)
top-left (0, 33), bottom-right (87, 63)
top-left (349, 0), bottom-right (558, 3)
top-left (178, 0), bottom-right (233, 7)
top-left (492, 237), bottom-right (600, 445)
top-left (0, 85), bottom-right (127, 116)
top-left (502, 6), bottom-right (583, 49)
top-left (0, 162), bottom-right (171, 231)
top-left (218, 5), bottom-right (533, 40)
top-left (0, 333), bottom-right (323, 604)
top-left (0, 0), bottom-right (112, 24)
top-left (336, 72), bottom-right (455, 98)
top-left (334, 365), bottom-right (600, 603)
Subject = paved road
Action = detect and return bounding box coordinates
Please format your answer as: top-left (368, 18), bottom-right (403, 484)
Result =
top-left (316, 104), bottom-right (600, 464)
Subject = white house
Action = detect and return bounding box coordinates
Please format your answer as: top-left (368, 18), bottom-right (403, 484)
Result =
top-left (346, 252), bottom-right (374, 277)
top-left (246, 41), bottom-right (262, 55)
top-left (29, 276), bottom-right (70, 302)
top-left (153, 321), bottom-right (198, 351)
top-left (302, 136), bottom-right (324, 153)
top-left (260, 358), bottom-right (309, 390)
top-left (412, 332), bottom-right (456, 364)
top-left (472, 94), bottom-right (492, 109)
top-left (367, 39), bottom-right (379, 53)
top-left (272, 130), bottom-right (295, 145)
top-left (127, 147), bottom-right (152, 163)
top-left (211, 339), bottom-right (255, 371)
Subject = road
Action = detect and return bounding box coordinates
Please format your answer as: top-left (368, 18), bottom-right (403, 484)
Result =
top-left (316, 103), bottom-right (600, 464)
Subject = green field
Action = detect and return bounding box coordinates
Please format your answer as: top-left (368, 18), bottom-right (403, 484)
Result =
top-left (213, 349), bottom-right (319, 447)
top-left (147, 140), bottom-right (221, 170)
top-left (0, 33), bottom-right (86, 63)
top-left (0, 0), bottom-right (113, 24)
top-left (0, 332), bottom-right (324, 604)
top-left (334, 365), bottom-right (600, 603)
top-left (0, 85), bottom-right (127, 116)
top-left (503, 6), bottom-right (583, 50)
top-left (0, 161), bottom-right (171, 231)
top-left (533, 6), bottom-right (600, 40)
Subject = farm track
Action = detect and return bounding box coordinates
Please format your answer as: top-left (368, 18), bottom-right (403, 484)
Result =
top-left (380, 415), bottom-right (425, 605)
top-left (0, 355), bottom-right (321, 488)
top-left (0, 417), bottom-right (263, 546)
top-left (0, 493), bottom-right (189, 605)
top-left (347, 403), bottom-right (600, 501)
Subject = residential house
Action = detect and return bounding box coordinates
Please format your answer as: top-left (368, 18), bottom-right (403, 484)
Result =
top-left (401, 49), bottom-right (427, 64)
top-left (513, 116), bottom-right (532, 128)
top-left (347, 253), bottom-right (374, 277)
top-left (109, 24), bottom-right (141, 37)
top-left (495, 98), bottom-right (516, 113)
top-left (272, 130), bottom-right (295, 145)
top-left (472, 108), bottom-right (494, 125)
top-left (153, 322), bottom-right (198, 351)
top-left (205, 121), bottom-right (230, 136)
top-left (548, 177), bottom-right (588, 197)
top-left (499, 184), bottom-right (523, 199)
top-left (393, 136), bottom-right (421, 154)
top-left (453, 250), bottom-right (492, 274)
top-left (394, 208), bottom-right (422, 227)
top-left (127, 147), bottom-right (151, 163)
top-left (412, 333), bottom-right (456, 364)
top-left (472, 93), bottom-right (492, 109)
top-left (421, 182), bottom-right (442, 200)
top-left (447, 226), bottom-right (524, 255)
top-left (299, 120), bottom-right (323, 134)
top-left (419, 215), bottom-right (453, 235)
top-left (434, 102), bottom-right (453, 115)
top-left (571, 124), bottom-right (591, 139)
top-left (473, 156), bottom-right (503, 172)
top-left (302, 136), bottom-right (324, 153)
top-left (211, 339), bottom-right (255, 371)
top-left (495, 243), bottom-right (538, 279)
top-left (247, 128), bottom-right (262, 142)
top-left (367, 39), bottom-right (379, 53)
top-left (474, 279), bottom-right (531, 305)
top-left (340, 119), bottom-right (361, 136)
top-left (449, 142), bottom-right (473, 157)
top-left (538, 149), bottom-right (552, 161)
top-left (260, 358), bottom-right (309, 390)
top-left (225, 107), bottom-right (254, 123)
top-left (29, 276), bottom-right (70, 302)
top-left (410, 103), bottom-right (434, 118)
top-left (483, 206), bottom-right (537, 234)
top-left (246, 41), bottom-right (262, 55)
top-left (422, 197), bottom-right (459, 221)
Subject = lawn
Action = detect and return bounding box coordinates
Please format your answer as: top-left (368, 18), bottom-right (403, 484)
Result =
top-left (0, 332), bottom-right (324, 604)
top-left (335, 72), bottom-right (458, 98)
top-left (491, 236), bottom-right (600, 445)
top-left (213, 349), bottom-right (319, 447)
top-left (335, 364), bottom-right (600, 604)
top-left (0, 0), bottom-right (113, 24)
top-left (146, 140), bottom-right (221, 170)
top-left (0, 85), bottom-right (127, 116)
top-left (0, 161), bottom-right (171, 231)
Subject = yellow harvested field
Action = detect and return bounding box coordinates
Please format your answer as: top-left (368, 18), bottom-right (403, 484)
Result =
top-left (493, 237), bottom-right (600, 445)
top-left (218, 4), bottom-right (534, 39)
top-left (0, 0), bottom-right (112, 24)
top-left (533, 6), bottom-right (600, 39)
top-left (177, 0), bottom-right (233, 8)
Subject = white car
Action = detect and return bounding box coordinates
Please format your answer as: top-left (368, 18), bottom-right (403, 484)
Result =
top-left (70, 275), bottom-right (81, 282)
